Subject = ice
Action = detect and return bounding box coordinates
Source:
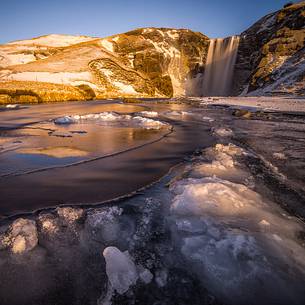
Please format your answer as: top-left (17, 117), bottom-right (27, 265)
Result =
top-left (53, 112), bottom-right (168, 129)
top-left (86, 207), bottom-right (123, 242)
top-left (0, 218), bottom-right (38, 254)
top-left (138, 265), bottom-right (153, 284)
top-left (273, 152), bottom-right (286, 160)
top-left (54, 116), bottom-right (76, 124)
top-left (5, 104), bottom-right (19, 109)
top-left (189, 144), bottom-right (251, 184)
top-left (212, 127), bottom-right (233, 137)
top-left (202, 116), bottom-right (214, 122)
top-left (155, 269), bottom-right (168, 288)
top-left (56, 207), bottom-right (84, 225)
top-left (170, 172), bottom-right (305, 304)
top-left (132, 116), bottom-right (167, 129)
top-left (103, 247), bottom-right (139, 294)
top-left (138, 111), bottom-right (159, 118)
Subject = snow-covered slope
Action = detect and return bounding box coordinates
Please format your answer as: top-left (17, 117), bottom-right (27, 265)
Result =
top-left (7, 34), bottom-right (97, 47)
top-left (0, 28), bottom-right (209, 102)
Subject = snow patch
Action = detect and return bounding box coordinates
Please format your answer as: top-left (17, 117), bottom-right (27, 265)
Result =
top-left (113, 81), bottom-right (137, 94)
top-left (8, 34), bottom-right (95, 47)
top-left (2, 71), bottom-right (97, 88)
top-left (100, 39), bottom-right (114, 53)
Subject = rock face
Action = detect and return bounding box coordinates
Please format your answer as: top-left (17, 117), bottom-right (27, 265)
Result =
top-left (233, 1), bottom-right (305, 96)
top-left (0, 29), bottom-right (209, 102)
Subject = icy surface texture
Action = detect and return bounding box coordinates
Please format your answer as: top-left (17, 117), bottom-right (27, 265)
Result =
top-left (54, 112), bottom-right (168, 129)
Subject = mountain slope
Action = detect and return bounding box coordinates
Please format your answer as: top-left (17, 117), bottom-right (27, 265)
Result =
top-left (0, 29), bottom-right (209, 102)
top-left (233, 1), bottom-right (305, 96)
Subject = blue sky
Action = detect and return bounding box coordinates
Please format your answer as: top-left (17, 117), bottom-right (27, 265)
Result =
top-left (0, 0), bottom-right (293, 43)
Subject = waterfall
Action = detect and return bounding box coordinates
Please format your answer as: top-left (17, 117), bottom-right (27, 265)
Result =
top-left (200, 36), bottom-right (240, 96)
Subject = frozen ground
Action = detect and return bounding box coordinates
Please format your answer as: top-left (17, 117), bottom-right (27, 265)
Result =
top-left (0, 99), bottom-right (305, 305)
top-left (194, 96), bottom-right (305, 113)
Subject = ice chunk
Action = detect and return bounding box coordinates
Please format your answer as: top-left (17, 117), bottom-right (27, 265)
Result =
top-left (190, 144), bottom-right (251, 183)
top-left (171, 177), bottom-right (263, 218)
top-left (213, 127), bottom-right (233, 137)
top-left (132, 116), bottom-right (167, 129)
top-left (56, 207), bottom-right (84, 224)
top-left (138, 111), bottom-right (159, 118)
top-left (2, 218), bottom-right (38, 254)
top-left (202, 116), bottom-right (214, 122)
top-left (54, 116), bottom-right (76, 124)
top-left (103, 247), bottom-right (138, 294)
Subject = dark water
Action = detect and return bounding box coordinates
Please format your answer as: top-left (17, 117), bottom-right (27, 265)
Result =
top-left (0, 101), bottom-right (219, 216)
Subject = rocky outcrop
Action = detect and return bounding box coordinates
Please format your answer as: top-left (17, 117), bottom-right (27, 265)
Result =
top-left (0, 29), bottom-right (209, 102)
top-left (233, 1), bottom-right (305, 96)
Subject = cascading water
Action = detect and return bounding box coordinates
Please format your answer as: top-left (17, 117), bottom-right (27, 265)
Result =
top-left (199, 36), bottom-right (240, 96)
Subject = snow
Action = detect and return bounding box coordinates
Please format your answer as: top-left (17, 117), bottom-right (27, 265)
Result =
top-left (100, 39), bottom-right (114, 53)
top-left (0, 51), bottom-right (36, 66)
top-left (2, 71), bottom-right (97, 87)
top-left (199, 96), bottom-right (305, 113)
top-left (8, 34), bottom-right (95, 47)
top-left (167, 30), bottom-right (180, 40)
top-left (5, 104), bottom-right (19, 109)
top-left (257, 14), bottom-right (276, 34)
top-left (54, 112), bottom-right (168, 129)
top-left (113, 81), bottom-right (137, 94)
top-left (132, 116), bottom-right (167, 129)
top-left (103, 247), bottom-right (139, 294)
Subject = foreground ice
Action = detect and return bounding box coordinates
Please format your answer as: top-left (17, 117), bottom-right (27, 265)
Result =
top-left (169, 143), bottom-right (305, 305)
top-left (189, 144), bottom-right (252, 184)
top-left (54, 112), bottom-right (168, 129)
top-left (103, 247), bottom-right (139, 294)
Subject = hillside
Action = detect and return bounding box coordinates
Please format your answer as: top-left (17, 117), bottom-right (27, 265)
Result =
top-left (0, 29), bottom-right (209, 102)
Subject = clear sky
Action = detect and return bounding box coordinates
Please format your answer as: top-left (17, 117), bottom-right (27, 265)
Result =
top-left (0, 0), bottom-right (295, 44)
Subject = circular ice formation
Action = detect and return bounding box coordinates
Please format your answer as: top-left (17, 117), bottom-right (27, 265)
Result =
top-left (53, 112), bottom-right (168, 129)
